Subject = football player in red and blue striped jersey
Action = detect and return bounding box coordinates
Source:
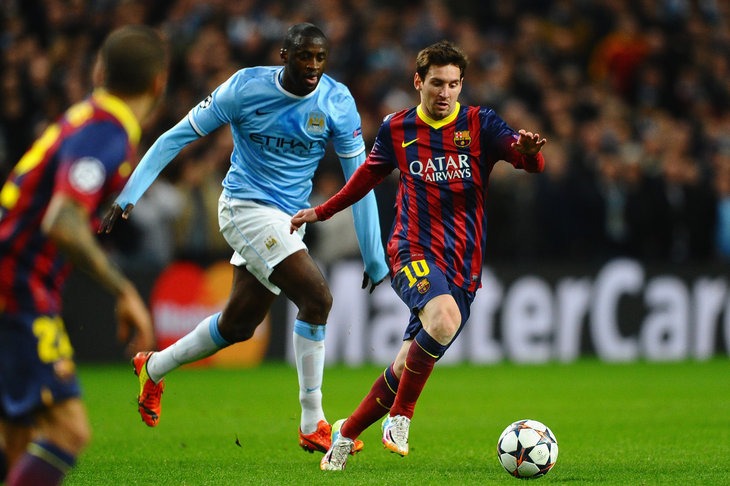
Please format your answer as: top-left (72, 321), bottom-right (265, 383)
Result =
top-left (0, 26), bottom-right (166, 485)
top-left (291, 40), bottom-right (546, 470)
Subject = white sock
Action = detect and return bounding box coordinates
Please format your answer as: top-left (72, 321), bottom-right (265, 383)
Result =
top-left (293, 319), bottom-right (326, 434)
top-left (147, 313), bottom-right (229, 382)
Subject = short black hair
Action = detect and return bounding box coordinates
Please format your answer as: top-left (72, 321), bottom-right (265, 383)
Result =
top-left (415, 40), bottom-right (468, 81)
top-left (100, 25), bottom-right (167, 95)
top-left (282, 23), bottom-right (327, 51)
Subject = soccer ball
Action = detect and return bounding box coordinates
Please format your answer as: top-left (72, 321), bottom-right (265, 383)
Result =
top-left (497, 419), bottom-right (558, 479)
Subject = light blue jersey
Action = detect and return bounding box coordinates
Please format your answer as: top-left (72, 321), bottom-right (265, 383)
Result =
top-left (115, 66), bottom-right (388, 281)
top-left (190, 66), bottom-right (365, 213)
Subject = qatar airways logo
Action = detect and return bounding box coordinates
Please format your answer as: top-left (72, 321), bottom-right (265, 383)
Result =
top-left (409, 153), bottom-right (472, 182)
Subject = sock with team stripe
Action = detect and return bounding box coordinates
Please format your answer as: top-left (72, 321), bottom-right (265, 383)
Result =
top-left (390, 329), bottom-right (447, 419)
top-left (341, 364), bottom-right (400, 440)
top-left (6, 440), bottom-right (75, 486)
top-left (146, 312), bottom-right (229, 383)
top-left (293, 319), bottom-right (326, 434)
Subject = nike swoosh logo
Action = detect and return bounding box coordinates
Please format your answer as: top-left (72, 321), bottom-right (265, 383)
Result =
top-left (401, 138), bottom-right (419, 148)
top-left (255, 109), bottom-right (271, 115)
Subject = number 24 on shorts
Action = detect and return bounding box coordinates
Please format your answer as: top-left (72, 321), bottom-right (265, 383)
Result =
top-left (32, 315), bottom-right (73, 363)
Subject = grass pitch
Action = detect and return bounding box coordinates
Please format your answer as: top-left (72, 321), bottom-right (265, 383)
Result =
top-left (65, 359), bottom-right (728, 485)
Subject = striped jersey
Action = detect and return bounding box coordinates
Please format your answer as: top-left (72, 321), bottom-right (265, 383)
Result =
top-left (0, 89), bottom-right (141, 314)
top-left (368, 103), bottom-right (543, 292)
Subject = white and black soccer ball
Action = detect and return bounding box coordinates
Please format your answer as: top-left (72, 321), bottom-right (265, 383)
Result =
top-left (497, 419), bottom-right (558, 479)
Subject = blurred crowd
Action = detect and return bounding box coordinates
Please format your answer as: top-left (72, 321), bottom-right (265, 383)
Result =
top-left (2, 0), bottom-right (730, 271)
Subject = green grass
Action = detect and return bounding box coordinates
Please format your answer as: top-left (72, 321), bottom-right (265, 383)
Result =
top-left (64, 359), bottom-right (729, 485)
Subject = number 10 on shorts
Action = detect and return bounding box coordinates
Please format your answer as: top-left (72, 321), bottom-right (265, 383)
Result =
top-left (400, 259), bottom-right (430, 288)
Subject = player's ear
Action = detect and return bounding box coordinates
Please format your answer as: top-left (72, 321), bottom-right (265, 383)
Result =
top-left (414, 72), bottom-right (422, 91)
top-left (280, 48), bottom-right (288, 63)
top-left (152, 70), bottom-right (167, 98)
top-left (91, 54), bottom-right (104, 88)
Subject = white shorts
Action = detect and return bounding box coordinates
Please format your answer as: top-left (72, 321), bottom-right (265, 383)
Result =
top-left (218, 194), bottom-right (307, 295)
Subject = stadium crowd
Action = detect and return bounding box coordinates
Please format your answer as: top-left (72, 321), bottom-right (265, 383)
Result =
top-left (2, 0), bottom-right (730, 268)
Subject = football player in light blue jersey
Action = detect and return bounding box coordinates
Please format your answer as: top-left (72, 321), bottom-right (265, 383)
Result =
top-left (99, 23), bottom-right (388, 455)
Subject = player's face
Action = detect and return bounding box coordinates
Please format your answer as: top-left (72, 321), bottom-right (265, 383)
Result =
top-left (280, 36), bottom-right (328, 96)
top-left (415, 64), bottom-right (463, 120)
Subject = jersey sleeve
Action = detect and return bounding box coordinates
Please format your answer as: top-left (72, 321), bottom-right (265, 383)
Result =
top-left (187, 70), bottom-right (247, 136)
top-left (315, 156), bottom-right (392, 221)
top-left (55, 121), bottom-right (128, 213)
top-left (479, 107), bottom-right (545, 172)
top-left (337, 151), bottom-right (389, 282)
top-left (328, 85), bottom-right (366, 159)
top-left (115, 117), bottom-right (200, 208)
top-left (367, 115), bottom-right (398, 170)
top-left (116, 70), bottom-right (247, 207)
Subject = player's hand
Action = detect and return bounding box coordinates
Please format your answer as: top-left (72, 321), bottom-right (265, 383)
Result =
top-left (115, 283), bottom-right (154, 357)
top-left (98, 203), bottom-right (134, 234)
top-left (290, 208), bottom-right (319, 234)
top-left (362, 272), bottom-right (385, 294)
top-left (512, 129), bottom-right (547, 155)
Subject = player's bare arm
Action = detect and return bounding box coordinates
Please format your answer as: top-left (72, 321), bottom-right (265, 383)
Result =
top-left (42, 194), bottom-right (154, 353)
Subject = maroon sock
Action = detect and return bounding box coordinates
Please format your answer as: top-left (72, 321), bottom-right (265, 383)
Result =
top-left (7, 440), bottom-right (75, 486)
top-left (341, 365), bottom-right (399, 439)
top-left (390, 331), bottom-right (446, 419)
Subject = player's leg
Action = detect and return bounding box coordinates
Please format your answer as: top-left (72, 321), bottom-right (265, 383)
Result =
top-left (217, 195), bottom-right (338, 452)
top-left (390, 294), bottom-right (460, 415)
top-left (0, 422), bottom-right (7, 483)
top-left (339, 363), bottom-right (401, 441)
top-left (1, 420), bottom-right (31, 472)
top-left (1, 311), bottom-right (86, 481)
top-left (382, 296), bottom-right (460, 456)
top-left (269, 249), bottom-right (333, 452)
top-left (321, 360), bottom-right (402, 470)
top-left (138, 266), bottom-right (274, 426)
top-left (7, 398), bottom-right (89, 485)
top-left (381, 262), bottom-right (464, 456)
top-left (146, 266), bottom-right (274, 380)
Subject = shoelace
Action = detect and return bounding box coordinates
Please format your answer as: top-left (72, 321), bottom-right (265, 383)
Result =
top-left (329, 438), bottom-right (354, 467)
top-left (388, 416), bottom-right (410, 446)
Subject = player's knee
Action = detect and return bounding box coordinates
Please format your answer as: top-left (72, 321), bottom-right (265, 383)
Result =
top-left (218, 317), bottom-right (258, 343)
top-left (392, 359), bottom-right (406, 379)
top-left (70, 421), bottom-right (92, 452)
top-left (426, 311), bottom-right (461, 344)
top-left (51, 419), bottom-right (91, 455)
top-left (228, 326), bottom-right (257, 342)
top-left (297, 285), bottom-right (332, 320)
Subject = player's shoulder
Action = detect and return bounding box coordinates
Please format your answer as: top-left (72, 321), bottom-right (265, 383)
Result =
top-left (64, 95), bottom-right (130, 144)
top-left (468, 104), bottom-right (496, 117)
top-left (225, 66), bottom-right (278, 89)
top-left (383, 106), bottom-right (415, 124)
top-left (318, 74), bottom-right (354, 98)
top-left (63, 120), bottom-right (129, 161)
top-left (238, 65), bottom-right (278, 78)
top-left (211, 66), bottom-right (278, 107)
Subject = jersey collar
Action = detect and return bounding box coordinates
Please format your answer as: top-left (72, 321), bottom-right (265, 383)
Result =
top-left (416, 102), bottom-right (461, 129)
top-left (91, 88), bottom-right (142, 145)
top-left (275, 67), bottom-right (319, 99)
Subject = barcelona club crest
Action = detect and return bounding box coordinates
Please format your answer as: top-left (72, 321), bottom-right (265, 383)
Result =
top-left (306, 110), bottom-right (326, 135)
top-left (454, 130), bottom-right (471, 148)
top-left (416, 278), bottom-right (431, 294)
